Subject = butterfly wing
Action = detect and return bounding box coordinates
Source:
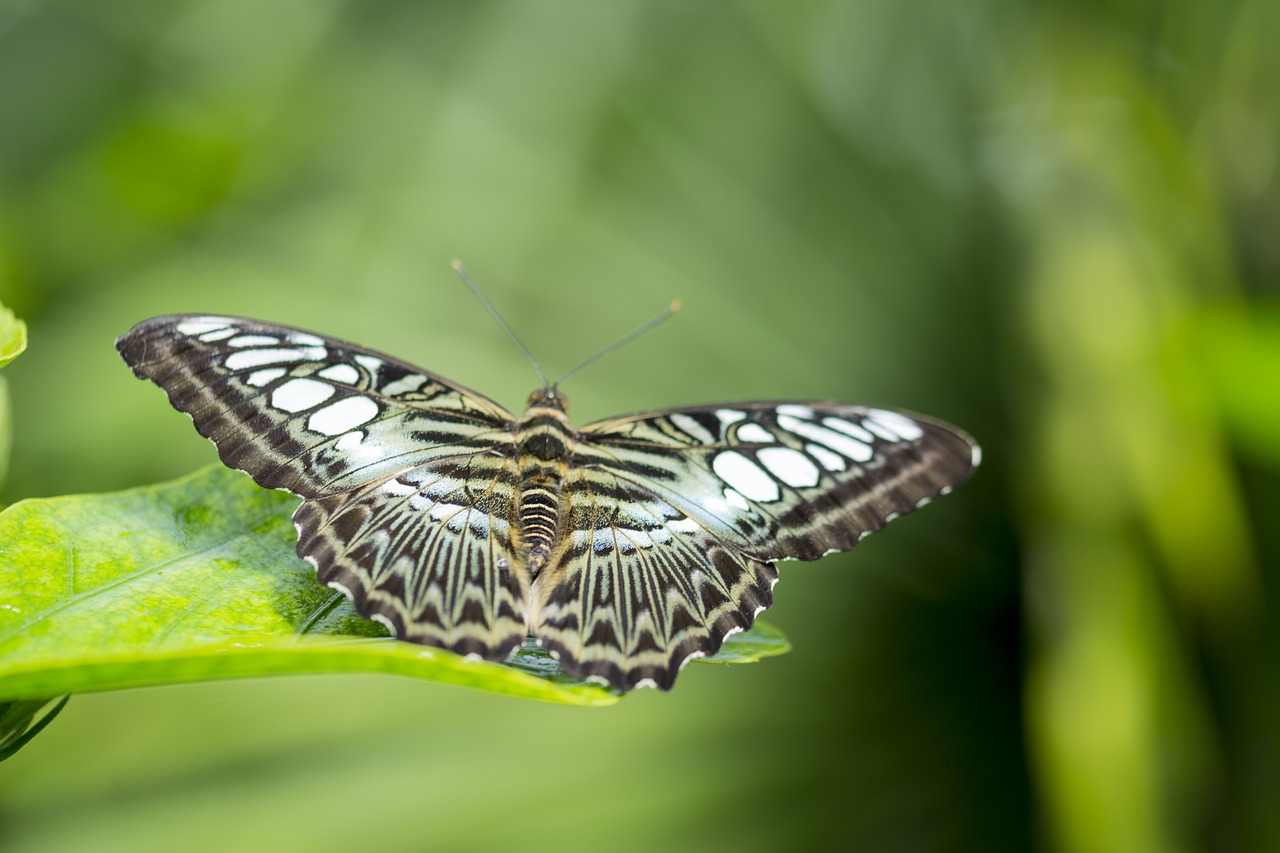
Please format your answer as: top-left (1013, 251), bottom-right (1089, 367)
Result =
top-left (579, 402), bottom-right (979, 559)
top-left (531, 467), bottom-right (777, 690)
top-left (532, 402), bottom-right (979, 688)
top-left (117, 314), bottom-right (529, 660)
top-left (292, 455), bottom-right (527, 658)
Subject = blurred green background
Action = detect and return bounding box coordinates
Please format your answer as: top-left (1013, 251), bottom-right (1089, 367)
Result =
top-left (1, 1), bottom-right (1277, 851)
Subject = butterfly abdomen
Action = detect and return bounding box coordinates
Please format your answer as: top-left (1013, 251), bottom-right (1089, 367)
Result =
top-left (515, 406), bottom-right (573, 574)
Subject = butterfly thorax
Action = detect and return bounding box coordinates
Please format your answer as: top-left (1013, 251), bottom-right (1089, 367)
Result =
top-left (515, 391), bottom-right (574, 575)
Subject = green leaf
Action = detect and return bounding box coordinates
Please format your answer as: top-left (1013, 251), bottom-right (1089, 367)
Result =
top-left (702, 620), bottom-right (791, 664)
top-left (0, 302), bottom-right (26, 370)
top-left (0, 466), bottom-right (787, 706)
top-left (0, 696), bottom-right (68, 761)
top-left (0, 300), bottom-right (24, 491)
top-left (0, 376), bottom-right (12, 491)
top-left (1187, 303), bottom-right (1280, 466)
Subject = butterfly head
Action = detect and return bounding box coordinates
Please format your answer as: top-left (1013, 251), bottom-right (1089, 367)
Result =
top-left (526, 386), bottom-right (570, 415)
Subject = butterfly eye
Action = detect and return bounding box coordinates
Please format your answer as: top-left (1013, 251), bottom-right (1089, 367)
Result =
top-left (525, 387), bottom-right (570, 414)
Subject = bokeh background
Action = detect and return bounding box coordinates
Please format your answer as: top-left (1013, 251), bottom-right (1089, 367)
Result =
top-left (1, 2), bottom-right (1277, 851)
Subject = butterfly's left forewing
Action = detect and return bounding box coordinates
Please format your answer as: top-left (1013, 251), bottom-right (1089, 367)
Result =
top-left (117, 314), bottom-right (530, 661)
top-left (578, 402), bottom-right (979, 560)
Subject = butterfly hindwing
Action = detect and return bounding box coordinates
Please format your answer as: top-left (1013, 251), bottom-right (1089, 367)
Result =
top-left (531, 468), bottom-right (777, 690)
top-left (293, 456), bottom-right (528, 660)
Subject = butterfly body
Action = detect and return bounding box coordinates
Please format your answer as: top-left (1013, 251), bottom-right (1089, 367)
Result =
top-left (118, 314), bottom-right (979, 691)
top-left (514, 391), bottom-right (574, 574)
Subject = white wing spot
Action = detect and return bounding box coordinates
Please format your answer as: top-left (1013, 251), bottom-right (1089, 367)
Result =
top-left (757, 446), bottom-right (820, 488)
top-left (319, 364), bottom-right (360, 384)
top-left (862, 420), bottom-right (901, 442)
top-left (225, 347), bottom-right (323, 370)
top-left (736, 423), bottom-right (774, 444)
top-left (381, 479), bottom-right (417, 499)
top-left (971, 443), bottom-right (983, 467)
top-left (723, 488), bottom-right (750, 511)
top-left (177, 318), bottom-right (232, 336)
top-left (246, 367), bottom-right (286, 388)
top-left (271, 378), bottom-right (336, 413)
top-left (868, 409), bottom-right (925, 441)
top-left (335, 431), bottom-right (364, 451)
top-left (778, 415), bottom-right (873, 462)
top-left (370, 613), bottom-right (398, 635)
top-left (670, 413), bottom-right (717, 444)
top-left (198, 328), bottom-right (238, 342)
top-left (308, 395), bottom-right (380, 435)
top-left (822, 417), bottom-right (875, 443)
top-left (334, 431), bottom-right (392, 467)
top-left (381, 373), bottom-right (426, 396)
top-left (776, 404), bottom-right (814, 420)
top-left (228, 334), bottom-right (281, 348)
top-left (288, 332), bottom-right (325, 346)
top-left (715, 409), bottom-right (747, 426)
top-left (711, 450), bottom-right (780, 502)
top-left (354, 355), bottom-right (383, 376)
top-left (621, 529), bottom-right (656, 549)
top-left (669, 517), bottom-right (700, 533)
top-left (592, 529), bottom-right (615, 554)
top-left (429, 502), bottom-right (464, 523)
top-left (806, 443), bottom-right (846, 472)
top-left (423, 477), bottom-right (463, 500)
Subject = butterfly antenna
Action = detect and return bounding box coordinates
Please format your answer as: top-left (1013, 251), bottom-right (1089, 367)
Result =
top-left (553, 299), bottom-right (682, 388)
top-left (451, 260), bottom-right (550, 387)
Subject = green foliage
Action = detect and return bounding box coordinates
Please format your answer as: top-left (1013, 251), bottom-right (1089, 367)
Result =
top-left (0, 303), bottom-right (25, 370)
top-left (1188, 304), bottom-right (1280, 466)
top-left (0, 466), bottom-right (785, 714)
top-left (0, 697), bottom-right (67, 761)
top-left (0, 301), bottom-right (23, 491)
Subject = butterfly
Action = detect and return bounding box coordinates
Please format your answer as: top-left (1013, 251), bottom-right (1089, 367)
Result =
top-left (117, 308), bottom-right (979, 691)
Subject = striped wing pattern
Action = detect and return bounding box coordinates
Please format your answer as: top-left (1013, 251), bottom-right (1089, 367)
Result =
top-left (119, 315), bottom-right (980, 692)
top-left (117, 315), bottom-right (530, 661)
top-left (530, 404), bottom-right (979, 688)
top-left (532, 468), bottom-right (779, 690)
top-left (292, 455), bottom-right (527, 658)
